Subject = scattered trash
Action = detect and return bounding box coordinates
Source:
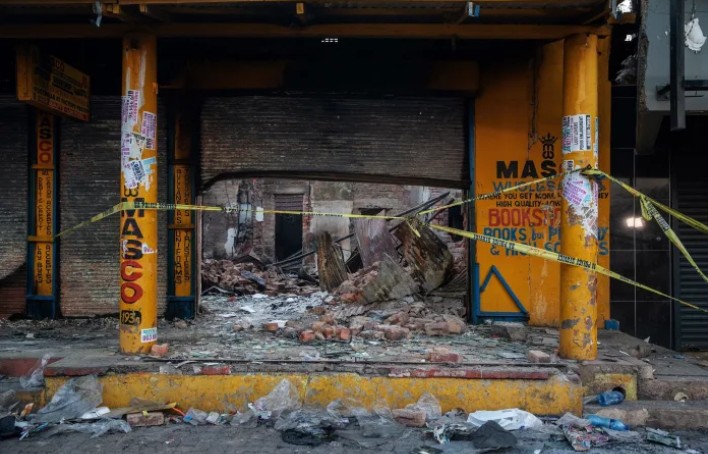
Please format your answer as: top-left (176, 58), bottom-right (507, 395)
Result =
top-left (469, 421), bottom-right (517, 451)
top-left (104, 399), bottom-right (176, 419)
top-left (80, 407), bottom-right (110, 419)
top-left (646, 427), bottom-right (682, 449)
top-left (33, 375), bottom-right (103, 424)
top-left (430, 422), bottom-right (477, 444)
top-left (275, 408), bottom-right (348, 446)
top-left (586, 414), bottom-right (628, 431)
top-left (467, 408), bottom-right (543, 431)
top-left (326, 399), bottom-right (369, 419)
top-left (587, 388), bottom-right (626, 406)
top-left (251, 379), bottom-right (301, 419)
top-left (20, 353), bottom-right (52, 389)
top-left (0, 413), bottom-right (17, 439)
top-left (674, 391), bottom-right (689, 402)
top-left (49, 419), bottom-right (131, 438)
top-left (561, 423), bottom-right (610, 451)
top-left (183, 408), bottom-right (208, 425)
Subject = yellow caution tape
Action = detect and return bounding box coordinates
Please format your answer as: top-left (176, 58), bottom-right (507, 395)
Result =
top-left (585, 169), bottom-right (708, 235)
top-left (429, 223), bottom-right (708, 315)
top-left (640, 197), bottom-right (708, 284)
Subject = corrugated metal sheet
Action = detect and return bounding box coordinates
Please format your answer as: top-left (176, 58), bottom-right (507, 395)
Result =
top-left (60, 97), bottom-right (168, 316)
top-left (676, 173), bottom-right (708, 349)
top-left (201, 96), bottom-right (465, 188)
top-left (0, 96), bottom-right (28, 317)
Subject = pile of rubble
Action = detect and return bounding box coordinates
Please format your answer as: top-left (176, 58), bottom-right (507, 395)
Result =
top-left (266, 296), bottom-right (468, 344)
top-left (201, 259), bottom-right (318, 296)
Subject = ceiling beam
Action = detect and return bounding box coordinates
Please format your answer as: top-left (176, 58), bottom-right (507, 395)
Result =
top-left (0, 22), bottom-right (609, 39)
top-left (0, 0), bottom-right (606, 6)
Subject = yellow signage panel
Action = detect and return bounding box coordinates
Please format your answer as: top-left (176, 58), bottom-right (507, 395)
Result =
top-left (34, 111), bottom-right (55, 296)
top-left (174, 164), bottom-right (193, 297)
top-left (16, 45), bottom-right (90, 122)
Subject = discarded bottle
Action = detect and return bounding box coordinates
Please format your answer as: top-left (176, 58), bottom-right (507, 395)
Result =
top-left (586, 414), bottom-right (629, 431)
top-left (596, 389), bottom-right (625, 406)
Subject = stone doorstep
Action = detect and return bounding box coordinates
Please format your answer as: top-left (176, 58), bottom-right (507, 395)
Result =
top-left (639, 375), bottom-right (708, 401)
top-left (585, 400), bottom-right (708, 430)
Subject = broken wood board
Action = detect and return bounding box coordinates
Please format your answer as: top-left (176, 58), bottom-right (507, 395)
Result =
top-left (354, 218), bottom-right (398, 267)
top-left (316, 231), bottom-right (348, 291)
top-left (394, 219), bottom-right (453, 293)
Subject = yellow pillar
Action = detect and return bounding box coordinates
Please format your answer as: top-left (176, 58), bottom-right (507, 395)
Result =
top-left (559, 34), bottom-right (599, 360)
top-left (120, 33), bottom-right (158, 354)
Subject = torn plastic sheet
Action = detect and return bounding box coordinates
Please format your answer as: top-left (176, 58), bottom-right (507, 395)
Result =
top-left (33, 375), bottom-right (103, 424)
top-left (275, 409), bottom-right (349, 447)
top-left (20, 354), bottom-right (52, 389)
top-left (251, 379), bottom-right (301, 419)
top-left (49, 419), bottom-right (131, 438)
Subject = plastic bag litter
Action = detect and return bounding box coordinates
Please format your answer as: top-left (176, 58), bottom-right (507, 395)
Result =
top-left (251, 379), bottom-right (301, 419)
top-left (326, 399), bottom-right (371, 419)
top-left (20, 354), bottom-right (52, 389)
top-left (183, 408), bottom-right (208, 425)
top-left (405, 393), bottom-right (442, 421)
top-left (275, 408), bottom-right (349, 446)
top-left (34, 375), bottom-right (103, 424)
top-left (49, 419), bottom-right (131, 438)
top-left (467, 409), bottom-right (543, 431)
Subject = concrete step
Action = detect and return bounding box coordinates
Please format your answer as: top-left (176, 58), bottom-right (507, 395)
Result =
top-left (640, 375), bottom-right (708, 401)
top-left (585, 400), bottom-right (708, 430)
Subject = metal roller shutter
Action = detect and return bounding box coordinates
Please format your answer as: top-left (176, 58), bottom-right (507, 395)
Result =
top-left (201, 96), bottom-right (466, 188)
top-left (0, 96), bottom-right (28, 317)
top-left (676, 170), bottom-right (708, 349)
top-left (60, 97), bottom-right (168, 316)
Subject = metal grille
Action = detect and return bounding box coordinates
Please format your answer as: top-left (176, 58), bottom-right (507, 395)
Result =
top-left (0, 97), bottom-right (28, 317)
top-left (59, 97), bottom-right (168, 316)
top-left (200, 96), bottom-right (466, 188)
top-left (676, 172), bottom-right (708, 349)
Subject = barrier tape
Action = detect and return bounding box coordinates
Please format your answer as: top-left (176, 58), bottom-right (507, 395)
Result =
top-left (429, 223), bottom-right (708, 314)
top-left (52, 169), bottom-right (707, 313)
top-left (640, 197), bottom-right (708, 284)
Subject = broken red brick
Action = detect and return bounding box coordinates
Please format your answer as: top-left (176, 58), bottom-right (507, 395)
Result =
top-left (202, 365), bottom-right (231, 375)
top-left (150, 343), bottom-right (169, 358)
top-left (426, 347), bottom-right (463, 363)
top-left (263, 322), bottom-right (280, 332)
top-left (392, 409), bottom-right (426, 427)
top-left (381, 325), bottom-right (410, 341)
top-left (127, 411), bottom-right (165, 427)
top-left (311, 321), bottom-right (326, 333)
top-left (424, 321), bottom-right (449, 336)
top-left (442, 315), bottom-right (467, 334)
top-left (337, 327), bottom-right (351, 341)
top-left (299, 330), bottom-right (316, 343)
top-left (323, 326), bottom-right (336, 339)
top-left (527, 350), bottom-right (551, 364)
top-left (339, 292), bottom-right (361, 304)
top-left (386, 312), bottom-right (410, 326)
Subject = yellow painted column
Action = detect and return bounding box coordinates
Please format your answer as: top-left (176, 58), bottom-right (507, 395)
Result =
top-left (120, 34), bottom-right (158, 354)
top-left (559, 34), bottom-right (599, 360)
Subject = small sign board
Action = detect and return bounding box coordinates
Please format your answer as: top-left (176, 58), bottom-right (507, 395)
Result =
top-left (16, 45), bottom-right (90, 121)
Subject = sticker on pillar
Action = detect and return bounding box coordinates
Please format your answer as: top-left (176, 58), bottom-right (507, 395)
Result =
top-left (562, 114), bottom-right (592, 154)
top-left (594, 117), bottom-right (599, 166)
top-left (563, 171), bottom-right (598, 237)
top-left (141, 111), bottom-right (156, 150)
top-left (126, 90), bottom-right (140, 125)
top-left (142, 243), bottom-right (156, 254)
top-left (140, 327), bottom-right (157, 343)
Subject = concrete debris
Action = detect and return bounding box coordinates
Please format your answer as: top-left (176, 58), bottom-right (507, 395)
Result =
top-left (527, 350), bottom-right (551, 364)
top-left (354, 218), bottom-right (398, 268)
top-left (469, 421), bottom-right (518, 451)
top-left (174, 319), bottom-right (189, 329)
top-left (392, 408), bottom-right (427, 427)
top-left (646, 427), bottom-right (682, 449)
top-left (336, 257), bottom-right (418, 304)
top-left (490, 322), bottom-right (528, 342)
